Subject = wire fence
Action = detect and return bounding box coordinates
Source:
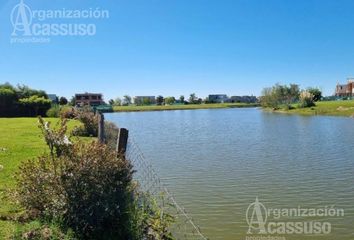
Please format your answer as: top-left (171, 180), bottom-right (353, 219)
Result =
top-left (126, 137), bottom-right (208, 240)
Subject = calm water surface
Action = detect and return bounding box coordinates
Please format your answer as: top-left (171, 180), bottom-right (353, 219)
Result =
top-left (105, 108), bottom-right (354, 240)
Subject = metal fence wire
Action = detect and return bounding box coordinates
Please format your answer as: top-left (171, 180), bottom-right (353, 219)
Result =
top-left (126, 137), bottom-right (208, 240)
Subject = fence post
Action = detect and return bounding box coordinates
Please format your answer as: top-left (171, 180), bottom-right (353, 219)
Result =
top-left (98, 112), bottom-right (105, 144)
top-left (116, 128), bottom-right (129, 155)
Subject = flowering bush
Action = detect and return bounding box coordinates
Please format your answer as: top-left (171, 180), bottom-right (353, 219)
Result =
top-left (299, 90), bottom-right (315, 108)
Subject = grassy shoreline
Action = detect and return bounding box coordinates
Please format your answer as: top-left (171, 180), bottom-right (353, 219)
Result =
top-left (113, 103), bottom-right (259, 112)
top-left (267, 100), bottom-right (354, 117)
top-left (0, 118), bottom-right (85, 239)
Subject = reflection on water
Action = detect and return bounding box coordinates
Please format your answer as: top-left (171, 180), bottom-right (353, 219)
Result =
top-left (106, 108), bottom-right (354, 240)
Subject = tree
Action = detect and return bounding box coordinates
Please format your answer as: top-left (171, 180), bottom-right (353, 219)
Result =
top-left (19, 95), bottom-right (52, 116)
top-left (59, 97), bottom-right (68, 105)
top-left (156, 95), bottom-right (164, 105)
top-left (0, 83), bottom-right (53, 117)
top-left (189, 93), bottom-right (197, 104)
top-left (307, 88), bottom-right (322, 102)
top-left (273, 84), bottom-right (288, 105)
top-left (134, 97), bottom-right (142, 106)
top-left (114, 97), bottom-right (122, 106)
top-left (203, 97), bottom-right (210, 104)
top-left (289, 84), bottom-right (300, 103)
top-left (260, 83), bottom-right (300, 108)
top-left (16, 84), bottom-right (47, 99)
top-left (164, 97), bottom-right (175, 105)
top-left (260, 87), bottom-right (278, 108)
top-left (69, 96), bottom-right (76, 106)
top-left (0, 82), bottom-right (16, 92)
top-left (179, 95), bottom-right (185, 104)
top-left (142, 97), bottom-right (152, 105)
top-left (108, 99), bottom-right (115, 105)
top-left (123, 95), bottom-right (132, 105)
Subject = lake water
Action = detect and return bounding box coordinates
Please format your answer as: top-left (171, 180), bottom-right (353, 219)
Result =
top-left (105, 108), bottom-right (354, 240)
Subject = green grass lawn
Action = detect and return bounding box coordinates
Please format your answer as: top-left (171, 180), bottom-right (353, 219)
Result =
top-left (113, 103), bottom-right (259, 112)
top-left (274, 100), bottom-right (354, 117)
top-left (0, 118), bottom-right (83, 239)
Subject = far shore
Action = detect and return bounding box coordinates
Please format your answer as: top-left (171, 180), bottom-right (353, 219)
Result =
top-left (111, 100), bottom-right (354, 117)
top-left (112, 103), bottom-right (259, 112)
top-left (264, 100), bottom-right (354, 117)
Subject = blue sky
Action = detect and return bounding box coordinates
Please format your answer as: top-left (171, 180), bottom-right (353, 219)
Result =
top-left (1, 0), bottom-right (354, 100)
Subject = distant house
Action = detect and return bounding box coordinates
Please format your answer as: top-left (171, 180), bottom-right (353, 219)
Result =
top-left (208, 94), bottom-right (229, 103)
top-left (47, 94), bottom-right (58, 104)
top-left (335, 78), bottom-right (354, 97)
top-left (75, 93), bottom-right (104, 106)
top-left (134, 96), bottom-right (156, 105)
top-left (230, 96), bottom-right (258, 103)
top-left (335, 84), bottom-right (349, 97)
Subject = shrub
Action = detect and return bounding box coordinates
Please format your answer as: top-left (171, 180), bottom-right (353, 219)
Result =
top-left (59, 107), bottom-right (76, 119)
top-left (0, 87), bottom-right (17, 117)
top-left (61, 142), bottom-right (134, 239)
top-left (299, 90), bottom-right (315, 108)
top-left (19, 95), bottom-right (52, 116)
top-left (307, 87), bottom-right (322, 102)
top-left (16, 117), bottom-right (175, 240)
top-left (16, 155), bottom-right (66, 219)
top-left (0, 87), bottom-right (16, 106)
top-left (46, 105), bottom-right (61, 118)
top-left (16, 118), bottom-right (135, 239)
top-left (70, 127), bottom-right (88, 137)
top-left (16, 118), bottom-right (71, 219)
top-left (72, 107), bottom-right (98, 137)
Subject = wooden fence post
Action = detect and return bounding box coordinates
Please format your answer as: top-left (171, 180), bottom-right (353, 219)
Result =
top-left (116, 128), bottom-right (129, 155)
top-left (98, 112), bottom-right (105, 144)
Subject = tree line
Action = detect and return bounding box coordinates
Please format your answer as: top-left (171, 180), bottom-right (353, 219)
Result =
top-left (0, 83), bottom-right (73, 117)
top-left (0, 83), bottom-right (52, 117)
top-left (260, 83), bottom-right (322, 109)
top-left (108, 93), bottom-right (203, 106)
